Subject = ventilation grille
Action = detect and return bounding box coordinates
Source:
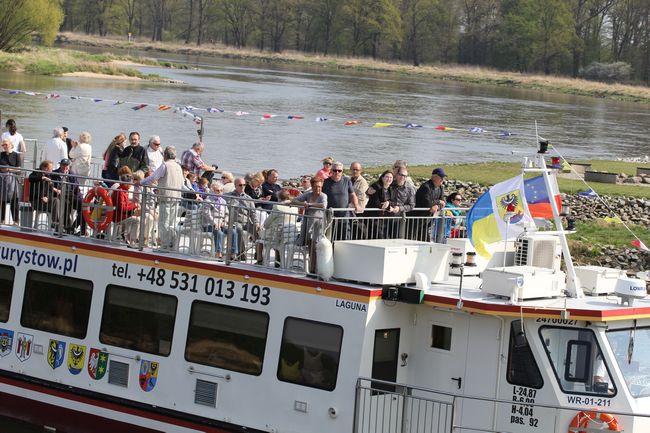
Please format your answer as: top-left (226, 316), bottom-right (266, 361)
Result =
top-left (108, 360), bottom-right (129, 387)
top-left (514, 238), bottom-right (530, 266)
top-left (515, 238), bottom-right (558, 269)
top-left (195, 379), bottom-right (217, 407)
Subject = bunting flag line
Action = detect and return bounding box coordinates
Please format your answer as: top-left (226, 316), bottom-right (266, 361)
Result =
top-left (1, 87), bottom-right (528, 138)
top-left (631, 239), bottom-right (649, 251)
top-left (603, 216), bottom-right (623, 224)
top-left (578, 188), bottom-right (597, 197)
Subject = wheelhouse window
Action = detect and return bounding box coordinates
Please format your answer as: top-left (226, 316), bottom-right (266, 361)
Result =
top-left (185, 301), bottom-right (269, 375)
top-left (100, 285), bottom-right (177, 356)
top-left (606, 328), bottom-right (650, 398)
top-left (0, 265), bottom-right (15, 322)
top-left (21, 270), bottom-right (92, 338)
top-left (277, 317), bottom-right (343, 391)
top-left (507, 320), bottom-right (543, 388)
top-left (540, 326), bottom-right (615, 396)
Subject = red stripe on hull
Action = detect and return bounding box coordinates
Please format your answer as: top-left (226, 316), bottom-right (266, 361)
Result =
top-left (0, 390), bottom-right (161, 433)
top-left (0, 375), bottom-right (239, 433)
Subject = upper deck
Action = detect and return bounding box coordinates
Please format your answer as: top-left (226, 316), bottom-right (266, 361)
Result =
top-left (0, 161), bottom-right (648, 323)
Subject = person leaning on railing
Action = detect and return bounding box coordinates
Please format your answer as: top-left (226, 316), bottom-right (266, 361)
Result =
top-left (139, 146), bottom-right (183, 251)
top-left (291, 177), bottom-right (327, 274)
top-left (444, 192), bottom-right (465, 239)
top-left (0, 138), bottom-right (22, 225)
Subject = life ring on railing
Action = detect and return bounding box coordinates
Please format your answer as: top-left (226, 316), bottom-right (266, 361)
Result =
top-left (568, 410), bottom-right (621, 433)
top-left (82, 187), bottom-right (114, 232)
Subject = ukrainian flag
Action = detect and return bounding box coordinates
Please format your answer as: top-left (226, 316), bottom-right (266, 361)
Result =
top-left (467, 175), bottom-right (534, 257)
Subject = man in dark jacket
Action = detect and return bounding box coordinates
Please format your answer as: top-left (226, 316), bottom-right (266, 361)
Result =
top-left (28, 160), bottom-right (57, 228)
top-left (414, 167), bottom-right (447, 242)
top-left (51, 159), bottom-right (85, 234)
top-left (108, 132), bottom-right (149, 180)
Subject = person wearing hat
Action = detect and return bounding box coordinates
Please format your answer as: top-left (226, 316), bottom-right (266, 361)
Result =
top-left (62, 126), bottom-right (74, 155)
top-left (51, 158), bottom-right (85, 234)
top-left (414, 167), bottom-right (447, 242)
top-left (315, 156), bottom-right (333, 180)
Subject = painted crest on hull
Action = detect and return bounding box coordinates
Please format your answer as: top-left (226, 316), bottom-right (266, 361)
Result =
top-left (0, 328), bottom-right (13, 357)
top-left (15, 332), bottom-right (33, 362)
top-left (68, 344), bottom-right (86, 375)
top-left (139, 360), bottom-right (159, 392)
top-left (87, 348), bottom-right (109, 380)
top-left (47, 339), bottom-right (66, 369)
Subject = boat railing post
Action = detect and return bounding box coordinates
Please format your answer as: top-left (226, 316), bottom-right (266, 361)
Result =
top-left (32, 139), bottom-right (38, 170)
top-left (450, 395), bottom-right (457, 433)
top-left (137, 185), bottom-right (148, 250)
top-left (399, 212), bottom-right (406, 239)
top-left (57, 180), bottom-right (66, 236)
top-left (352, 378), bottom-right (361, 433)
top-left (400, 384), bottom-right (410, 433)
top-left (226, 203), bottom-right (236, 265)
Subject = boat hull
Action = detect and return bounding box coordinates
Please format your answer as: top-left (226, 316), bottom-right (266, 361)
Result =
top-left (0, 374), bottom-right (253, 433)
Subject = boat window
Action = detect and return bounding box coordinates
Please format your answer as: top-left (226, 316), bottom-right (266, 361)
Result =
top-left (21, 270), bottom-right (93, 339)
top-left (606, 327), bottom-right (650, 398)
top-left (507, 320), bottom-right (543, 389)
top-left (277, 317), bottom-right (343, 391)
top-left (100, 285), bottom-right (177, 356)
top-left (539, 326), bottom-right (615, 396)
top-left (431, 324), bottom-right (452, 351)
top-left (0, 265), bottom-right (15, 322)
top-left (185, 301), bottom-right (269, 375)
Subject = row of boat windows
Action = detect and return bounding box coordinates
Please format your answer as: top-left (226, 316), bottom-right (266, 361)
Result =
top-left (0, 265), bottom-right (342, 391)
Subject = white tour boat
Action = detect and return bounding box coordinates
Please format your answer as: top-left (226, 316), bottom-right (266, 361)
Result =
top-left (0, 148), bottom-right (648, 433)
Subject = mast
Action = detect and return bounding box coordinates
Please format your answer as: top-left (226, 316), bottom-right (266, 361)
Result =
top-left (535, 150), bottom-right (583, 298)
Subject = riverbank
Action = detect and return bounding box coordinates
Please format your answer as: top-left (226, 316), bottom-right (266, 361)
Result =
top-left (56, 32), bottom-right (650, 104)
top-left (0, 46), bottom-right (186, 82)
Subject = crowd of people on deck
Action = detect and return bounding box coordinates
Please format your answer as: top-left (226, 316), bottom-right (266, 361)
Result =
top-left (0, 119), bottom-right (467, 268)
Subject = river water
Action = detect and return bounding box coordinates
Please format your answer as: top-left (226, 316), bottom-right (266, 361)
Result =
top-left (1, 49), bottom-right (649, 177)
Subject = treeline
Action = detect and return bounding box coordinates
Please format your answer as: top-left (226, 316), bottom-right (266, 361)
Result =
top-left (13, 0), bottom-right (650, 83)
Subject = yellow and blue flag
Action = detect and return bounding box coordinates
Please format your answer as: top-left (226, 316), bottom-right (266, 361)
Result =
top-left (467, 175), bottom-right (534, 257)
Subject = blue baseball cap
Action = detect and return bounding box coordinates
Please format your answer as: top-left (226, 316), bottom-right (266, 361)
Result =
top-left (432, 167), bottom-right (447, 177)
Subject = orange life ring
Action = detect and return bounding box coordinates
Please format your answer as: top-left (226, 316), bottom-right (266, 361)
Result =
top-left (82, 187), bottom-right (114, 232)
top-left (569, 410), bottom-right (621, 433)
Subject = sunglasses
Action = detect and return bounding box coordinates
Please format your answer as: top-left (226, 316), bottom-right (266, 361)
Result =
top-left (324, 162), bottom-right (332, 165)
top-left (332, 169), bottom-right (343, 173)
top-left (453, 197), bottom-right (462, 201)
top-left (398, 173), bottom-right (407, 177)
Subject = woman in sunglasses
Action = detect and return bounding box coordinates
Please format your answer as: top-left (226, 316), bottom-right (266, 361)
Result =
top-left (444, 193), bottom-right (465, 239)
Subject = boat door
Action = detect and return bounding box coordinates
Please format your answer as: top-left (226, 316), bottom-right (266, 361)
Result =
top-left (372, 328), bottom-right (401, 390)
top-left (414, 311), bottom-right (500, 432)
top-left (457, 314), bottom-right (501, 432)
top-left (361, 328), bottom-right (403, 433)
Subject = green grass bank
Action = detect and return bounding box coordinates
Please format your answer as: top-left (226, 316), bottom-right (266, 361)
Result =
top-left (56, 32), bottom-right (650, 104)
top-left (0, 46), bottom-right (187, 80)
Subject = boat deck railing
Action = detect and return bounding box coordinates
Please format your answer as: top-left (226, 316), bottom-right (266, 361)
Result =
top-left (355, 377), bottom-right (650, 433)
top-left (0, 165), bottom-right (467, 276)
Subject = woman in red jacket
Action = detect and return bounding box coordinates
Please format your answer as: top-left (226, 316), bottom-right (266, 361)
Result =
top-left (112, 166), bottom-right (140, 246)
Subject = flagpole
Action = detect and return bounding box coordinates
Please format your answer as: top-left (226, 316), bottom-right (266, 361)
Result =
top-left (536, 149), bottom-right (583, 298)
